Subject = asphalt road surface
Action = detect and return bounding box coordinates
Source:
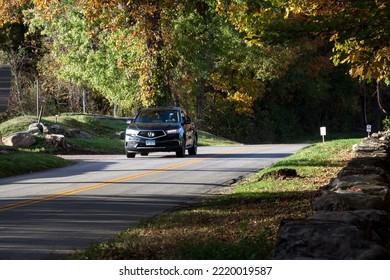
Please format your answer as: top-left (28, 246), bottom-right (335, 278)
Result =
top-left (0, 144), bottom-right (307, 259)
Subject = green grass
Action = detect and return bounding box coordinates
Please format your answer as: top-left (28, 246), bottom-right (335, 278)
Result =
top-left (198, 131), bottom-right (241, 146)
top-left (0, 115), bottom-right (37, 136)
top-left (0, 149), bottom-right (71, 178)
top-left (71, 138), bottom-right (361, 260)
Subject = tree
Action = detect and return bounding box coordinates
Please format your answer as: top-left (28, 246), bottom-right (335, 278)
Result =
top-left (0, 0), bottom-right (45, 113)
top-left (216, 0), bottom-right (390, 84)
top-left (27, 2), bottom-right (142, 110)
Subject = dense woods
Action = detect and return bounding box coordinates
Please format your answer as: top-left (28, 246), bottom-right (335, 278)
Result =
top-left (1, 0), bottom-right (389, 143)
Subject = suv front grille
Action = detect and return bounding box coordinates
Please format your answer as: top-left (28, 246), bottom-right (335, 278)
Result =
top-left (138, 130), bottom-right (166, 139)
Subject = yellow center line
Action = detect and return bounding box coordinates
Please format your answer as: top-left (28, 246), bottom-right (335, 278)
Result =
top-left (0, 146), bottom-right (259, 213)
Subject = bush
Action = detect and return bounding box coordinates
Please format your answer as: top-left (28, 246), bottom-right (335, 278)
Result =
top-left (383, 117), bottom-right (390, 130)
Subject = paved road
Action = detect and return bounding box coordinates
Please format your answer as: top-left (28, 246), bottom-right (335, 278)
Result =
top-left (0, 144), bottom-right (307, 259)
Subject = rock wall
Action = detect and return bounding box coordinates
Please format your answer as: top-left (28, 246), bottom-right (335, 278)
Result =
top-left (273, 132), bottom-right (390, 259)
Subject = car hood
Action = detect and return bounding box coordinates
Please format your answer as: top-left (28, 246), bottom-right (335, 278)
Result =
top-left (127, 123), bottom-right (181, 131)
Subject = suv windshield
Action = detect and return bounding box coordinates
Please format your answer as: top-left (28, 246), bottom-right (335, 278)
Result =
top-left (134, 109), bottom-right (180, 123)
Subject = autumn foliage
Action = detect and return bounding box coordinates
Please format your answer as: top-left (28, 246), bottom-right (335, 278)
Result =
top-left (0, 0), bottom-right (389, 142)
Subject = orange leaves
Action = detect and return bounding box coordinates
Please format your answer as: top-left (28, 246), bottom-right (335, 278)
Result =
top-left (0, 0), bottom-right (30, 26)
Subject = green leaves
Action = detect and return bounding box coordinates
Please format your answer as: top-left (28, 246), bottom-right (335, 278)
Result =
top-left (28, 1), bottom-right (141, 109)
top-left (216, 0), bottom-right (389, 83)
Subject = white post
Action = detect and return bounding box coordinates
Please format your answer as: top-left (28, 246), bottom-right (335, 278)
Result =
top-left (366, 124), bottom-right (372, 137)
top-left (320, 127), bottom-right (326, 143)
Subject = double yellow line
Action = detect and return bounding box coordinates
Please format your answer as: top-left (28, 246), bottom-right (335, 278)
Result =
top-left (0, 146), bottom-right (263, 213)
top-left (0, 156), bottom-right (210, 213)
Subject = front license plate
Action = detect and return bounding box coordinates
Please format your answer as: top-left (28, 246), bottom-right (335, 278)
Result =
top-left (146, 140), bottom-right (156, 146)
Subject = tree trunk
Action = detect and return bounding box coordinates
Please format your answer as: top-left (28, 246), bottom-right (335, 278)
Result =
top-left (197, 82), bottom-right (206, 130)
top-left (142, 1), bottom-right (171, 107)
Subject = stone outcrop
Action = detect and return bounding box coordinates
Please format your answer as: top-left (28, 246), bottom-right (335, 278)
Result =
top-left (45, 134), bottom-right (70, 149)
top-left (1, 121), bottom-right (94, 150)
top-left (273, 131), bottom-right (390, 260)
top-left (2, 132), bottom-right (36, 148)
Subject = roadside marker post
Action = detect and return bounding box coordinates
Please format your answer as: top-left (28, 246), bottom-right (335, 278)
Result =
top-left (366, 124), bottom-right (372, 137)
top-left (320, 126), bottom-right (326, 143)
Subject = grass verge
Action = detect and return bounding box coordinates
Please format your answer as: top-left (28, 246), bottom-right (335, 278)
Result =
top-left (71, 138), bottom-right (361, 260)
top-left (0, 149), bottom-right (71, 178)
top-left (197, 131), bottom-right (240, 146)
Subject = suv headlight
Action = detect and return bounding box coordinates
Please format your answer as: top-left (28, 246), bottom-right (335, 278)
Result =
top-left (166, 128), bottom-right (181, 134)
top-left (126, 129), bottom-right (139, 136)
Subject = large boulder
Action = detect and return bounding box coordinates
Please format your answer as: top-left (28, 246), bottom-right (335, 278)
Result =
top-left (2, 132), bottom-right (36, 148)
top-left (50, 124), bottom-right (69, 136)
top-left (27, 122), bottom-right (52, 134)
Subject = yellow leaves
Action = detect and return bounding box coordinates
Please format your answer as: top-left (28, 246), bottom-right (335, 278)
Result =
top-left (329, 32), bottom-right (339, 42)
top-left (227, 91), bottom-right (256, 115)
top-left (0, 0), bottom-right (30, 26)
top-left (330, 34), bottom-right (389, 82)
top-left (210, 70), bottom-right (265, 115)
top-left (349, 59), bottom-right (389, 82)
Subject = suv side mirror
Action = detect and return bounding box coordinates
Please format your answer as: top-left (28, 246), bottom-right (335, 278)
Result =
top-left (126, 119), bottom-right (134, 124)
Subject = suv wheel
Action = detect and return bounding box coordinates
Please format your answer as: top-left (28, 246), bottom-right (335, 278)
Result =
top-left (126, 152), bottom-right (136, 158)
top-left (176, 142), bottom-right (186, 158)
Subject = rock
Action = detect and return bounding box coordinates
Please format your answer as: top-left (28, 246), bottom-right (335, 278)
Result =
top-left (45, 134), bottom-right (70, 149)
top-left (67, 128), bottom-right (81, 137)
top-left (2, 132), bottom-right (36, 148)
top-left (50, 124), bottom-right (68, 136)
top-left (26, 127), bottom-right (41, 134)
top-left (273, 218), bottom-right (390, 260)
top-left (333, 185), bottom-right (390, 203)
top-left (260, 168), bottom-right (298, 180)
top-left (309, 210), bottom-right (390, 242)
top-left (28, 123), bottom-right (43, 133)
top-left (314, 192), bottom-right (384, 211)
top-left (66, 128), bottom-right (92, 139)
top-left (79, 131), bottom-right (92, 139)
top-left (113, 131), bottom-right (125, 139)
top-left (27, 122), bottom-right (52, 134)
top-left (337, 174), bottom-right (385, 185)
top-left (353, 137), bottom-right (389, 158)
top-left (338, 159), bottom-right (389, 177)
top-left (41, 123), bottom-right (51, 134)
